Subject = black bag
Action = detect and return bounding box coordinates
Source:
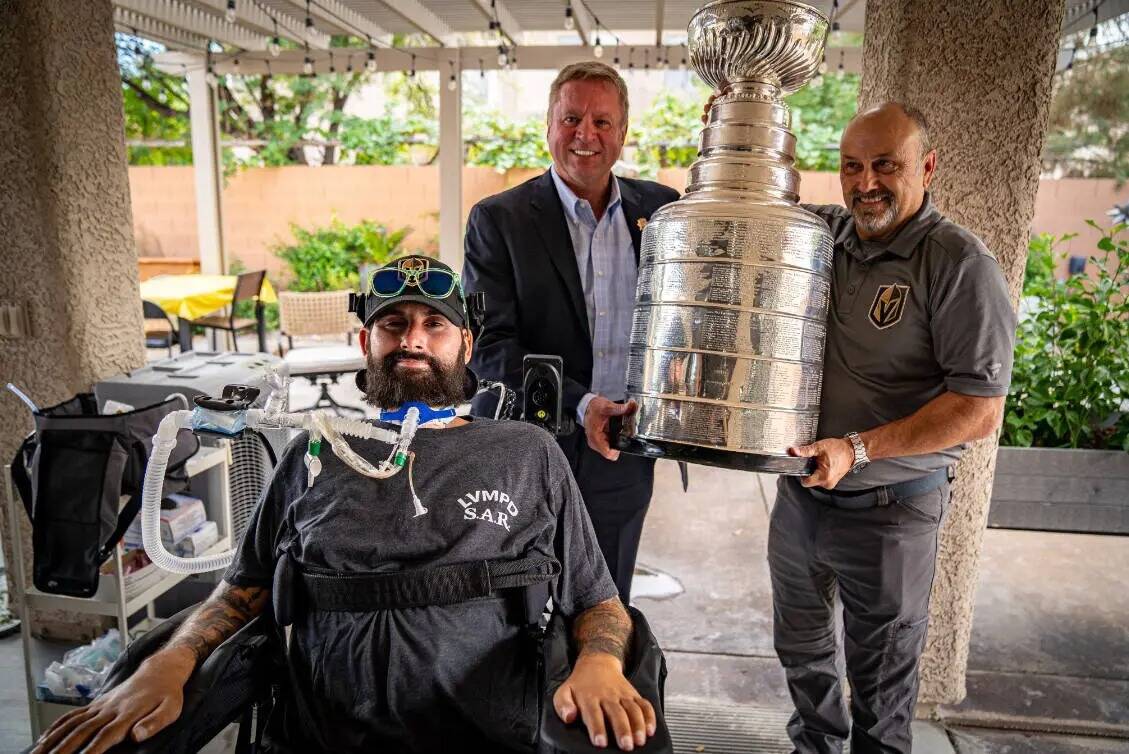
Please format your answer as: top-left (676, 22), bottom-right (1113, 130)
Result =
top-left (10, 393), bottom-right (199, 597)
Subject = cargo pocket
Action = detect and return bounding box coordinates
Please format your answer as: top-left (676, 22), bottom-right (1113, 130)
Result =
top-left (878, 615), bottom-right (930, 715)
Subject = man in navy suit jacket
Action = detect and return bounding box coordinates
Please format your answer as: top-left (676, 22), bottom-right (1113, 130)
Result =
top-left (463, 61), bottom-right (679, 601)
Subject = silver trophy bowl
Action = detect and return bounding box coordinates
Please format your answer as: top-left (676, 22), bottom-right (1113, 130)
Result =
top-left (619, 0), bottom-right (833, 475)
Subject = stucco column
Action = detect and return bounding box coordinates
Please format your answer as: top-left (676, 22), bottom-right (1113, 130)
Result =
top-left (858, 0), bottom-right (1066, 705)
top-left (0, 0), bottom-right (144, 639)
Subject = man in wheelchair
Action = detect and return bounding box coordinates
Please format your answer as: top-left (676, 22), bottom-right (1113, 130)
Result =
top-left (33, 257), bottom-right (661, 754)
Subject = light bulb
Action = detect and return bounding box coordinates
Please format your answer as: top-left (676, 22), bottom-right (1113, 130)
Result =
top-left (232, 58), bottom-right (240, 73)
top-left (564, 7), bottom-right (575, 31)
top-left (205, 70), bottom-right (218, 87)
top-left (679, 57), bottom-right (686, 71)
top-left (594, 42), bottom-right (603, 58)
top-left (225, 0), bottom-right (236, 23)
top-left (366, 53), bottom-right (376, 72)
top-left (498, 51), bottom-right (508, 66)
top-left (269, 38), bottom-right (281, 57)
top-left (303, 57), bottom-right (313, 75)
top-left (447, 75), bottom-right (457, 91)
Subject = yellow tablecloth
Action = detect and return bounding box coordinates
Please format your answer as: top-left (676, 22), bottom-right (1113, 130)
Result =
top-left (140, 274), bottom-right (278, 320)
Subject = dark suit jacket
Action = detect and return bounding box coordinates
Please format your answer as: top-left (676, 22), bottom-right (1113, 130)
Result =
top-left (463, 169), bottom-right (680, 418)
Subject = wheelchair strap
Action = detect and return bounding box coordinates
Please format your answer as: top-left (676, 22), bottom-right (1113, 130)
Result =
top-left (273, 552), bottom-right (559, 628)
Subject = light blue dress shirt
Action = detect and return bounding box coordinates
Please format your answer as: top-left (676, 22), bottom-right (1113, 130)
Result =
top-left (549, 165), bottom-right (638, 427)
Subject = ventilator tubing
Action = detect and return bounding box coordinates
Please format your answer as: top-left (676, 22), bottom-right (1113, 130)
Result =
top-left (141, 408), bottom-right (417, 575)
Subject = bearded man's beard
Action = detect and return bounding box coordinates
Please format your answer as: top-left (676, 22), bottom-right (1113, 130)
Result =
top-left (364, 342), bottom-right (468, 409)
top-left (850, 188), bottom-right (900, 237)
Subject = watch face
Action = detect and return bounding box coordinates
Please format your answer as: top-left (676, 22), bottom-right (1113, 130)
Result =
top-left (851, 460), bottom-right (870, 474)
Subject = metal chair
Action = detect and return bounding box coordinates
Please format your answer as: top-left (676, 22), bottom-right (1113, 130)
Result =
top-left (142, 299), bottom-right (179, 357)
top-left (277, 290), bottom-right (366, 416)
top-left (187, 270), bottom-right (267, 352)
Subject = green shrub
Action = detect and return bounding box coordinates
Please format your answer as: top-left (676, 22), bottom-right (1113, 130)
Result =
top-left (273, 217), bottom-right (410, 292)
top-left (1002, 223), bottom-right (1129, 450)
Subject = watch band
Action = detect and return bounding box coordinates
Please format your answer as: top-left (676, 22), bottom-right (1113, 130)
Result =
top-left (846, 431), bottom-right (870, 473)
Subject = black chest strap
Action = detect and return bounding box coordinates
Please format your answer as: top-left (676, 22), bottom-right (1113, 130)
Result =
top-left (272, 552), bottom-right (559, 628)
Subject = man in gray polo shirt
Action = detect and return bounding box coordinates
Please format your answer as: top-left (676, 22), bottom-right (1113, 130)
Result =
top-left (771, 102), bottom-right (1017, 754)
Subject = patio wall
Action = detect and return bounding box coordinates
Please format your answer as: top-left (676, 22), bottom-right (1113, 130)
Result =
top-left (128, 165), bottom-right (1127, 284)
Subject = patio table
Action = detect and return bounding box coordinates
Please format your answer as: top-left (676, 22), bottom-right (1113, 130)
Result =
top-left (140, 273), bottom-right (278, 353)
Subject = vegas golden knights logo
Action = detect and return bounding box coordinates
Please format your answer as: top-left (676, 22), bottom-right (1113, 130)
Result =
top-left (868, 284), bottom-right (910, 330)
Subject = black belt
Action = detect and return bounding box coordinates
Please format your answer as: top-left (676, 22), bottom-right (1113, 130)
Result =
top-left (272, 552), bottom-right (560, 627)
top-left (803, 467), bottom-right (953, 510)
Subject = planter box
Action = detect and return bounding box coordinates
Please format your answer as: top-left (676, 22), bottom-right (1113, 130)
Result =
top-left (989, 447), bottom-right (1129, 534)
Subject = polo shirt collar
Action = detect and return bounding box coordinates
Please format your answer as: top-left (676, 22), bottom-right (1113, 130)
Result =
top-left (550, 164), bottom-right (621, 225)
top-left (839, 193), bottom-right (942, 260)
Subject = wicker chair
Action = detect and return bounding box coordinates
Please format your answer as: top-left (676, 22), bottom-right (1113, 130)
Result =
top-left (277, 290), bottom-right (366, 416)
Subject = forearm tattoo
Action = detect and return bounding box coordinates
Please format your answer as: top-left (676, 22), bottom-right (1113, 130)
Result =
top-left (165, 582), bottom-right (269, 665)
top-left (573, 598), bottom-right (632, 663)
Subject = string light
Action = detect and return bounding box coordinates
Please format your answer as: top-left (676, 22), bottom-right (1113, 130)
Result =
top-left (329, 50), bottom-right (335, 73)
top-left (225, 0), bottom-right (236, 23)
top-left (303, 57), bottom-right (313, 74)
top-left (679, 43), bottom-right (687, 70)
top-left (564, 4), bottom-right (575, 31)
top-left (497, 45), bottom-right (508, 66)
top-left (479, 58), bottom-right (485, 78)
top-left (410, 53), bottom-right (416, 78)
top-left (657, 46), bottom-right (666, 70)
top-left (366, 50), bottom-right (376, 72)
top-left (346, 55), bottom-right (353, 73)
top-left (232, 57), bottom-right (240, 73)
top-left (594, 31), bottom-right (603, 58)
top-left (1088, 7), bottom-right (1099, 43)
top-left (269, 37), bottom-right (281, 57)
top-left (837, 48), bottom-right (845, 74)
top-left (447, 60), bottom-right (457, 91)
top-left (644, 48), bottom-right (650, 71)
top-left (205, 65), bottom-right (218, 87)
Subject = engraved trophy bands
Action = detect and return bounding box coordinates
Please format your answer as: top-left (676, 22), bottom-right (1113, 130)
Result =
top-left (618, 0), bottom-right (833, 475)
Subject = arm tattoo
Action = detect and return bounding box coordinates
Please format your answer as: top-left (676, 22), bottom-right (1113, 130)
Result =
top-left (573, 597), bottom-right (632, 664)
top-left (165, 581), bottom-right (269, 666)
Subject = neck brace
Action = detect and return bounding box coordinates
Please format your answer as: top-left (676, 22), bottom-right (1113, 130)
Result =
top-left (379, 401), bottom-right (471, 427)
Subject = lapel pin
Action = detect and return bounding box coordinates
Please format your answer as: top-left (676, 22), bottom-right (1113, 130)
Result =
top-left (636, 217), bottom-right (648, 232)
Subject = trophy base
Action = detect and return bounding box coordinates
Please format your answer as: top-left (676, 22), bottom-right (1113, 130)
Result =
top-left (616, 436), bottom-right (815, 476)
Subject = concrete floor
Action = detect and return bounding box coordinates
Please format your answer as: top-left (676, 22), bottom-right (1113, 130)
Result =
top-left (2, 336), bottom-right (1127, 752)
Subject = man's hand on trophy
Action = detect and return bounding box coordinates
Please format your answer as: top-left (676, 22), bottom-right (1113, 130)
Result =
top-left (788, 437), bottom-right (854, 489)
top-left (585, 397), bottom-right (638, 461)
top-left (701, 92), bottom-right (720, 125)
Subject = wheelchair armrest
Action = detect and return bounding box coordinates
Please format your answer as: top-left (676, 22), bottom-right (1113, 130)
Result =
top-left (95, 605), bottom-right (281, 754)
top-left (540, 605), bottom-right (672, 754)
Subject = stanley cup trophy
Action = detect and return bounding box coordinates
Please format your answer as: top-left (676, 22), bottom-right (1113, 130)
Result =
top-left (619, 0), bottom-right (833, 475)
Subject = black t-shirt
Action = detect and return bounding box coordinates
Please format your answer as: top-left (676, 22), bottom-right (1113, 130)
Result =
top-left (224, 417), bottom-right (618, 752)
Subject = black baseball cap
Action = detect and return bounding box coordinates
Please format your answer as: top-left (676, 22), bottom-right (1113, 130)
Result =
top-left (351, 255), bottom-right (469, 329)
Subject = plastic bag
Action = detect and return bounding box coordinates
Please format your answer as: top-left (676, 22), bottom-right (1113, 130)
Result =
top-left (39, 628), bottom-right (123, 702)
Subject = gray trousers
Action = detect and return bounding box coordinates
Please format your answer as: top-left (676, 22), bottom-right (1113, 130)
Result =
top-left (767, 475), bottom-right (951, 754)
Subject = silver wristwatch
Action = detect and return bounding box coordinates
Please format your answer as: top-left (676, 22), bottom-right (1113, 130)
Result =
top-left (845, 431), bottom-right (870, 474)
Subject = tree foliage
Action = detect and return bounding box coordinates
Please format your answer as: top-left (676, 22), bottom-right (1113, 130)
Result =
top-left (1045, 35), bottom-right (1129, 182)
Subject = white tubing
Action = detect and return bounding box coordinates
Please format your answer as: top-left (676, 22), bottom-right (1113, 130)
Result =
top-left (142, 411), bottom-right (238, 574)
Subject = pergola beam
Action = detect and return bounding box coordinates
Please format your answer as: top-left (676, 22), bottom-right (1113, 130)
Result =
top-left (654, 0), bottom-right (666, 47)
top-left (115, 7), bottom-right (211, 50)
top-left (377, 0), bottom-right (451, 45)
top-left (276, 0), bottom-right (388, 45)
top-left (158, 43), bottom-right (755, 74)
top-left (182, 0), bottom-right (329, 48)
top-left (570, 0), bottom-right (594, 46)
top-left (115, 0), bottom-right (270, 49)
top-left (468, 0), bottom-right (522, 47)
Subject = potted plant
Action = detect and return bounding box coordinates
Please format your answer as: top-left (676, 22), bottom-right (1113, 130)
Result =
top-left (992, 222), bottom-right (1129, 533)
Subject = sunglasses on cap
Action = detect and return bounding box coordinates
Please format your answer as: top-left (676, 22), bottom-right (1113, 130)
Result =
top-left (370, 257), bottom-right (462, 299)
